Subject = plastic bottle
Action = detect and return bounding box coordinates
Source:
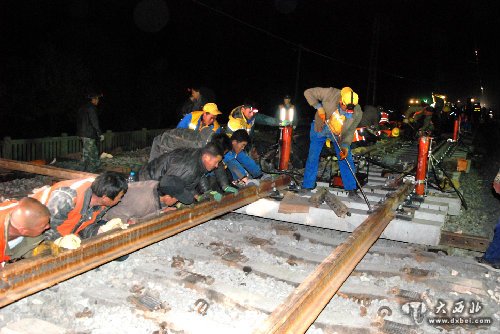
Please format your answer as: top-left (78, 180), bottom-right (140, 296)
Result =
top-left (127, 171), bottom-right (136, 183)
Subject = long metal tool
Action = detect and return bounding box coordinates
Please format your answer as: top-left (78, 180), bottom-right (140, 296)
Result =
top-left (323, 120), bottom-right (373, 211)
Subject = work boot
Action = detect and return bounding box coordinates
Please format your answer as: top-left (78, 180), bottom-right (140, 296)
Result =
top-left (301, 182), bottom-right (317, 191)
top-left (475, 257), bottom-right (500, 271)
top-left (347, 190), bottom-right (362, 201)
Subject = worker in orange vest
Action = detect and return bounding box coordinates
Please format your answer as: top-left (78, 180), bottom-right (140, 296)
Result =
top-left (1, 197), bottom-right (51, 266)
top-left (32, 171), bottom-right (128, 240)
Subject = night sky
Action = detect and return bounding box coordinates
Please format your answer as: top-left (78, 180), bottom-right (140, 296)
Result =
top-left (1, 0), bottom-right (498, 138)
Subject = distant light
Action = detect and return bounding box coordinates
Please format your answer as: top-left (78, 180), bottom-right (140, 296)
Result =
top-left (457, 100), bottom-right (461, 103)
top-left (423, 99), bottom-right (428, 103)
top-left (471, 98), bottom-right (475, 102)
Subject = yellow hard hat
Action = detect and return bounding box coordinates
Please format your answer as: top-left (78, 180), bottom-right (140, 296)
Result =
top-left (203, 103), bottom-right (222, 115)
top-left (391, 127), bottom-right (400, 137)
top-left (340, 87), bottom-right (359, 106)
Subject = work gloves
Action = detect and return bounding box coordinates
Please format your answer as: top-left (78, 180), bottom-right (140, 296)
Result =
top-left (317, 107), bottom-right (326, 123)
top-left (54, 234), bottom-right (82, 249)
top-left (197, 191), bottom-right (223, 202)
top-left (97, 218), bottom-right (128, 234)
top-left (339, 146), bottom-right (349, 160)
top-left (279, 120), bottom-right (292, 127)
top-left (223, 186), bottom-right (239, 194)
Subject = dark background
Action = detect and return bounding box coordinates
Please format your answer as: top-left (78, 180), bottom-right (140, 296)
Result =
top-left (1, 0), bottom-right (498, 138)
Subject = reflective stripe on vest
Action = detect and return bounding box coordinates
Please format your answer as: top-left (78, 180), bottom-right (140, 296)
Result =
top-left (380, 112), bottom-right (389, 124)
top-left (227, 106), bottom-right (253, 135)
top-left (31, 178), bottom-right (100, 236)
top-left (0, 203), bottom-right (16, 263)
top-left (352, 127), bottom-right (366, 142)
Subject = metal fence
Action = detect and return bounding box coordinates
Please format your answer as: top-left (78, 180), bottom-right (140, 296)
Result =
top-left (0, 128), bottom-right (166, 162)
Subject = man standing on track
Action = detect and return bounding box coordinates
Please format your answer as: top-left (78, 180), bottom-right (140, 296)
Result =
top-left (302, 86), bottom-right (362, 199)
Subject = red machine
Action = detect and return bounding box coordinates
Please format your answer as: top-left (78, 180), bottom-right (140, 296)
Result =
top-left (415, 136), bottom-right (431, 195)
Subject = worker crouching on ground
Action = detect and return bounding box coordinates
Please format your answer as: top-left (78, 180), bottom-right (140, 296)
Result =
top-left (224, 129), bottom-right (262, 185)
top-left (32, 171), bottom-right (128, 240)
top-left (148, 129), bottom-right (236, 200)
top-left (1, 198), bottom-right (51, 265)
top-left (177, 102), bottom-right (222, 134)
top-left (102, 176), bottom-right (193, 224)
top-left (302, 87), bottom-right (363, 199)
top-left (138, 143), bottom-right (224, 203)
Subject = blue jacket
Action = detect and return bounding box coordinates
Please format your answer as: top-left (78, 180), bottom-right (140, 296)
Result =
top-left (223, 150), bottom-right (262, 180)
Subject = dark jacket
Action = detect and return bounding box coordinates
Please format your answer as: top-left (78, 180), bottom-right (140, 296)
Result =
top-left (358, 105), bottom-right (380, 128)
top-left (180, 97), bottom-right (204, 120)
top-left (77, 102), bottom-right (102, 140)
top-left (149, 128), bottom-right (213, 162)
top-left (198, 164), bottom-right (230, 194)
top-left (138, 148), bottom-right (209, 197)
top-left (148, 128), bottom-right (229, 193)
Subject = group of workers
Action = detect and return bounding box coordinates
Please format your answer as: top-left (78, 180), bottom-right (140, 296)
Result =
top-left (2, 93), bottom-right (267, 265)
top-left (4, 85), bottom-right (498, 272)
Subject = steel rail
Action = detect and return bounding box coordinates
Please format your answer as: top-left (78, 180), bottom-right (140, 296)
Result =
top-left (0, 158), bottom-right (98, 179)
top-left (0, 175), bottom-right (290, 308)
top-left (254, 181), bottom-right (414, 334)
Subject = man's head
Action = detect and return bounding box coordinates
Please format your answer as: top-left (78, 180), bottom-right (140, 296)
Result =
top-left (158, 175), bottom-right (193, 206)
top-left (231, 129), bottom-right (250, 154)
top-left (201, 142), bottom-right (223, 172)
top-left (210, 133), bottom-right (232, 154)
top-left (339, 87), bottom-right (359, 112)
top-left (9, 198), bottom-right (50, 238)
top-left (201, 103), bottom-right (222, 127)
top-left (91, 171), bottom-right (128, 207)
top-left (283, 95), bottom-right (291, 105)
top-left (190, 87), bottom-right (201, 100)
top-left (87, 91), bottom-right (103, 106)
top-left (241, 103), bottom-right (258, 120)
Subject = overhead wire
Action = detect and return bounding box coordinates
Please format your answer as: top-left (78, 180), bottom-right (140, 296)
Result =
top-left (191, 0), bottom-right (433, 85)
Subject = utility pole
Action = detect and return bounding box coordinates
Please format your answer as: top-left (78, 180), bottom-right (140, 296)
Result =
top-left (366, 15), bottom-right (380, 105)
top-left (294, 46), bottom-right (302, 102)
top-left (474, 48), bottom-right (484, 105)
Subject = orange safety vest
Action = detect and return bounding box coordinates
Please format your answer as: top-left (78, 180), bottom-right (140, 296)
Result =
top-left (0, 200), bottom-right (19, 263)
top-left (31, 178), bottom-right (104, 236)
top-left (188, 111), bottom-right (220, 133)
top-left (352, 127), bottom-right (366, 142)
top-left (379, 112), bottom-right (389, 125)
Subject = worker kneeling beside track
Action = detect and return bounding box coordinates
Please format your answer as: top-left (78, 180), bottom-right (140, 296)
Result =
top-left (102, 176), bottom-right (193, 225)
top-left (1, 198), bottom-right (51, 265)
top-left (302, 86), bottom-right (362, 199)
top-left (32, 171), bottom-right (128, 241)
top-left (224, 129), bottom-right (262, 185)
top-left (139, 143), bottom-right (224, 203)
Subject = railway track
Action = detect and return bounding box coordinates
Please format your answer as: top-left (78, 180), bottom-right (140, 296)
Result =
top-left (1, 137), bottom-right (498, 333)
